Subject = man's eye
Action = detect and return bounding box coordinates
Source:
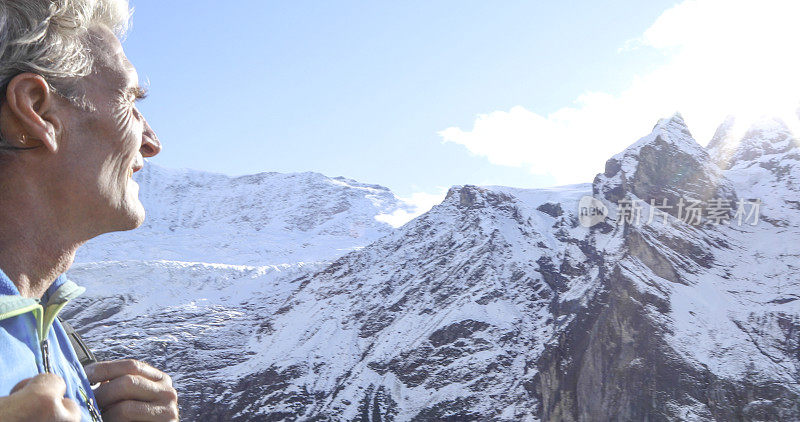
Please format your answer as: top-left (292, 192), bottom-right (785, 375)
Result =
top-left (133, 87), bottom-right (149, 102)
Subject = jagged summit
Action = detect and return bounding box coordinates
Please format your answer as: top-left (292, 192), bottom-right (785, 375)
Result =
top-left (706, 115), bottom-right (736, 154)
top-left (707, 116), bottom-right (800, 170)
top-left (605, 112), bottom-right (708, 173)
top-left (652, 112), bottom-right (693, 138)
top-left (441, 185), bottom-right (521, 212)
top-left (741, 116), bottom-right (792, 142)
top-left (593, 114), bottom-right (735, 214)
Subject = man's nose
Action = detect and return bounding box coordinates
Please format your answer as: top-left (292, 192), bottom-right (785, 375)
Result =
top-left (140, 119), bottom-right (162, 157)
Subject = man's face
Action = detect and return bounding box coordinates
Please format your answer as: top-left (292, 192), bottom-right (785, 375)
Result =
top-left (55, 25), bottom-right (161, 237)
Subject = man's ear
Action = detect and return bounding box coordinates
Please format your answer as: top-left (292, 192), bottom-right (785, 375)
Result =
top-left (0, 73), bottom-right (63, 152)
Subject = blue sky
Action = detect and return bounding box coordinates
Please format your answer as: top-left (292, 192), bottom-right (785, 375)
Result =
top-left (124, 1), bottom-right (674, 193)
top-left (124, 0), bottom-right (800, 210)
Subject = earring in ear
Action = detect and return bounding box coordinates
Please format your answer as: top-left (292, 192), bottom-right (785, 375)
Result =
top-left (19, 134), bottom-right (26, 145)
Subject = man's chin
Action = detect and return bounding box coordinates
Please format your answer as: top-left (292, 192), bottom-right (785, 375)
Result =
top-left (109, 202), bottom-right (146, 233)
top-left (127, 212), bottom-right (146, 230)
top-left (127, 204), bottom-right (147, 230)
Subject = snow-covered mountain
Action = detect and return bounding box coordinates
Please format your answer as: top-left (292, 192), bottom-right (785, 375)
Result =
top-left (75, 164), bottom-right (410, 266)
top-left (64, 114), bottom-right (800, 421)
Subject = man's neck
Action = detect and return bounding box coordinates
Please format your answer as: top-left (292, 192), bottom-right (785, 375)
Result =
top-left (0, 233), bottom-right (79, 298)
top-left (0, 176), bottom-right (83, 298)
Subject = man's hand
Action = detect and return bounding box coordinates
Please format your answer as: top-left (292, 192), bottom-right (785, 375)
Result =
top-left (85, 359), bottom-right (179, 422)
top-left (0, 373), bottom-right (81, 421)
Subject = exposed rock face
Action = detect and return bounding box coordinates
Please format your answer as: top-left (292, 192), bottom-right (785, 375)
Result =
top-left (64, 115), bottom-right (800, 420)
top-left (595, 114), bottom-right (737, 220)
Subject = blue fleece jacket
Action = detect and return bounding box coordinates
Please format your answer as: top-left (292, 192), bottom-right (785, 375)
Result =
top-left (0, 269), bottom-right (102, 421)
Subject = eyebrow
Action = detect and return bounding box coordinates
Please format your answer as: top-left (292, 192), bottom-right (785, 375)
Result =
top-left (124, 85), bottom-right (149, 101)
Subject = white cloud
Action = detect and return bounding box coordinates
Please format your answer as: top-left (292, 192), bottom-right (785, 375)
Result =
top-left (375, 189), bottom-right (449, 228)
top-left (439, 0), bottom-right (800, 185)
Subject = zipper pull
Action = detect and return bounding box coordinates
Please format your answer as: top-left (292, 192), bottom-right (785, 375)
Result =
top-left (40, 339), bottom-right (51, 373)
top-left (79, 387), bottom-right (103, 422)
top-left (89, 398), bottom-right (102, 421)
top-left (87, 397), bottom-right (103, 422)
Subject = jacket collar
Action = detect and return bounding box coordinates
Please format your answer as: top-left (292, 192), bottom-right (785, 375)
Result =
top-left (42, 274), bottom-right (72, 304)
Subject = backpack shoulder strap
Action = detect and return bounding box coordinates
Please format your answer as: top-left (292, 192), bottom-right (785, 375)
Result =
top-left (58, 318), bottom-right (98, 367)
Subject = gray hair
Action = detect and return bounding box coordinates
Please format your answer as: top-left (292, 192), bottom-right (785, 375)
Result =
top-left (0, 0), bottom-right (131, 106)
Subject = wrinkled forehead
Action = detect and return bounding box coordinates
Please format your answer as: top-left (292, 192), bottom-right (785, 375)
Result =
top-left (84, 25), bottom-right (138, 89)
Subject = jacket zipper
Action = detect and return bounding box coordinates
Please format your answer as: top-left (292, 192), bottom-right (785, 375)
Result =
top-left (42, 318), bottom-right (103, 422)
top-left (1, 282), bottom-right (93, 417)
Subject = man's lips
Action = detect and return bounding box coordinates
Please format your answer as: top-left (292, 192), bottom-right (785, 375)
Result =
top-left (129, 163), bottom-right (144, 178)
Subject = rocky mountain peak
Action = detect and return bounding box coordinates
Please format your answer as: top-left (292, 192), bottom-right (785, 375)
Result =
top-left (706, 115), bottom-right (736, 152)
top-left (593, 114), bottom-right (735, 216)
top-left (741, 117), bottom-right (792, 143)
top-left (708, 116), bottom-right (799, 170)
top-left (443, 185), bottom-right (517, 210)
top-left (652, 112), bottom-right (693, 139)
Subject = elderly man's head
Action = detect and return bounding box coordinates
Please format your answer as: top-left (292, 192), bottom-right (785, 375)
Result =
top-left (0, 0), bottom-right (161, 241)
